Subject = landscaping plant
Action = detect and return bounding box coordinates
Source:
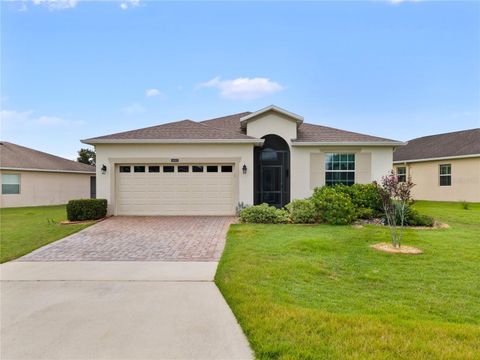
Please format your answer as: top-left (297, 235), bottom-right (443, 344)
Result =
top-left (239, 203), bottom-right (289, 224)
top-left (286, 199), bottom-right (317, 224)
top-left (311, 187), bottom-right (356, 225)
top-left (66, 199), bottom-right (108, 221)
top-left (375, 171), bottom-right (415, 248)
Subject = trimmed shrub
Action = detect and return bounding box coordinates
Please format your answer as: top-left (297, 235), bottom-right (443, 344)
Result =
top-left (356, 207), bottom-right (374, 220)
top-left (382, 203), bottom-right (434, 227)
top-left (333, 184), bottom-right (383, 215)
top-left (66, 199), bottom-right (107, 221)
top-left (408, 209), bottom-right (435, 227)
top-left (286, 199), bottom-right (317, 224)
top-left (239, 203), bottom-right (289, 224)
top-left (311, 187), bottom-right (356, 225)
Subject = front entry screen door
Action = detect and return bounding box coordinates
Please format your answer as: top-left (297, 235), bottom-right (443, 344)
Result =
top-left (260, 166), bottom-right (283, 207)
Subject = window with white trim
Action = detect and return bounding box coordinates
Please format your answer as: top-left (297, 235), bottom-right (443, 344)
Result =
top-left (325, 153), bottom-right (355, 186)
top-left (396, 166), bottom-right (407, 183)
top-left (439, 164), bottom-right (451, 186)
top-left (2, 174), bottom-right (20, 194)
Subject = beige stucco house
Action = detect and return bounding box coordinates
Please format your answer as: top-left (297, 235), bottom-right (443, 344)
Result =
top-left (83, 105), bottom-right (403, 216)
top-left (0, 142), bottom-right (96, 208)
top-left (393, 129), bottom-right (480, 202)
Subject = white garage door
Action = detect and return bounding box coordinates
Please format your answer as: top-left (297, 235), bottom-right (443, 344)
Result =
top-left (115, 164), bottom-right (236, 215)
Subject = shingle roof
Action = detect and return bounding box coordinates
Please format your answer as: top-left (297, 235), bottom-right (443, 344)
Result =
top-left (201, 112), bottom-right (398, 143)
top-left (0, 142), bottom-right (95, 173)
top-left (393, 128), bottom-right (480, 162)
top-left (83, 109), bottom-right (401, 145)
top-left (83, 119), bottom-right (258, 142)
top-left (295, 123), bottom-right (398, 143)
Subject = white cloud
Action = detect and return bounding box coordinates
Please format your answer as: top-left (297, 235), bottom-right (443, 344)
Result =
top-left (198, 76), bottom-right (284, 100)
top-left (145, 88), bottom-right (161, 97)
top-left (120, 0), bottom-right (140, 10)
top-left (122, 102), bottom-right (145, 114)
top-left (32, 0), bottom-right (78, 10)
top-left (0, 109), bottom-right (83, 127)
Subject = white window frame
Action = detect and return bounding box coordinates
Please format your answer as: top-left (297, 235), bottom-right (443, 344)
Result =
top-left (396, 166), bottom-right (407, 183)
top-left (325, 153), bottom-right (355, 186)
top-left (2, 173), bottom-right (21, 195)
top-left (439, 164), bottom-right (451, 187)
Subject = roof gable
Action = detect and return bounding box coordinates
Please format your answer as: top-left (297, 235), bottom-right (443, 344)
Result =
top-left (239, 105), bottom-right (303, 128)
top-left (0, 142), bottom-right (95, 173)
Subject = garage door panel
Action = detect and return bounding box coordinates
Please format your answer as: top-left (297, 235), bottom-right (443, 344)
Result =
top-left (116, 164), bottom-right (236, 215)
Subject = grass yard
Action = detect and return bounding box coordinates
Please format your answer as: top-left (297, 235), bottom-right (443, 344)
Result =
top-left (0, 205), bottom-right (93, 263)
top-left (215, 201), bottom-right (480, 359)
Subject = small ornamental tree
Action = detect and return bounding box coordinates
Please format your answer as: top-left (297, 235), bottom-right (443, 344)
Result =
top-left (375, 171), bottom-right (415, 248)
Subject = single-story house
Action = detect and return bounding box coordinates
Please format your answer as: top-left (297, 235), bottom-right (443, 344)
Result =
top-left (0, 142), bottom-right (96, 208)
top-left (82, 105), bottom-right (404, 216)
top-left (393, 128), bottom-right (480, 202)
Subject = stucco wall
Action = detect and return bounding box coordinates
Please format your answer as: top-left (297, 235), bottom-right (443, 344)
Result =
top-left (245, 111), bottom-right (298, 142)
top-left (0, 170), bottom-right (93, 208)
top-left (291, 146), bottom-right (394, 199)
top-left (394, 157), bottom-right (480, 202)
top-left (95, 143), bottom-right (255, 215)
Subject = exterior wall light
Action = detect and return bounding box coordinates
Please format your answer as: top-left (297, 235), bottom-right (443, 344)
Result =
top-left (242, 164), bottom-right (247, 174)
top-left (101, 165), bottom-right (107, 174)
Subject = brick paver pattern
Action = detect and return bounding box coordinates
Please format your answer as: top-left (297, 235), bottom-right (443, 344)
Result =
top-left (19, 216), bottom-right (236, 262)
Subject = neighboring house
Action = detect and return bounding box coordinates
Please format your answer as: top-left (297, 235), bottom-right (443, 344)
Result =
top-left (393, 129), bottom-right (480, 202)
top-left (0, 142), bottom-right (96, 208)
top-left (82, 105), bottom-right (403, 216)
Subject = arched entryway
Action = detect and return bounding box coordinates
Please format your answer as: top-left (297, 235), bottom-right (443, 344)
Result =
top-left (254, 134), bottom-right (290, 208)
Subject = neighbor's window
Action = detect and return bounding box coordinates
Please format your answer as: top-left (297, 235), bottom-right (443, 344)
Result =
top-left (439, 164), bottom-right (451, 186)
top-left (325, 153), bottom-right (355, 186)
top-left (2, 174), bottom-right (20, 195)
top-left (396, 167), bottom-right (407, 182)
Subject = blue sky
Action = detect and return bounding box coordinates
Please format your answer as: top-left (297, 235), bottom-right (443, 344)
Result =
top-left (1, 0), bottom-right (479, 159)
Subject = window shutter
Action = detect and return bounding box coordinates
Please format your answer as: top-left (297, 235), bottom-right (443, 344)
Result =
top-left (310, 152), bottom-right (325, 189)
top-left (356, 152), bottom-right (372, 184)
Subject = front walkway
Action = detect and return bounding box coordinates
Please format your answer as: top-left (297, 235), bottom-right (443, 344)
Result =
top-left (1, 217), bottom-right (253, 360)
top-left (19, 216), bottom-right (235, 262)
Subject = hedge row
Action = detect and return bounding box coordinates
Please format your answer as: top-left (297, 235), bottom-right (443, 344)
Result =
top-left (66, 199), bottom-right (107, 221)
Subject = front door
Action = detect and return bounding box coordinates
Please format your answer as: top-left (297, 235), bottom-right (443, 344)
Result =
top-left (254, 134), bottom-right (290, 208)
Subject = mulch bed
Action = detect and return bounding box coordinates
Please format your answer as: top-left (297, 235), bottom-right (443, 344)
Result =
top-left (371, 242), bottom-right (423, 254)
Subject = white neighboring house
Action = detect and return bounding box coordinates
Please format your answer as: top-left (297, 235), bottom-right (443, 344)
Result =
top-left (0, 142), bottom-right (96, 208)
top-left (82, 105), bottom-right (404, 216)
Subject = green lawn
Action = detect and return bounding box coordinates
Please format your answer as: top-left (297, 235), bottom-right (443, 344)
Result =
top-left (0, 205), bottom-right (93, 263)
top-left (215, 201), bottom-right (480, 359)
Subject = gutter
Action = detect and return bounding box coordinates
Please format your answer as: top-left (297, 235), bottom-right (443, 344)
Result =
top-left (393, 153), bottom-right (480, 164)
top-left (81, 138), bottom-right (265, 145)
top-left (0, 167), bottom-right (95, 174)
top-left (291, 141), bottom-right (406, 147)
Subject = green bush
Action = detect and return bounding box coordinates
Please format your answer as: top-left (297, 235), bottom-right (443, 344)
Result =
top-left (408, 209), bottom-right (435, 227)
top-left (239, 203), bottom-right (289, 224)
top-left (356, 207), bottom-right (374, 220)
top-left (382, 203), bottom-right (434, 227)
top-left (286, 199), bottom-right (317, 224)
top-left (311, 187), bottom-right (356, 225)
top-left (333, 184), bottom-right (383, 215)
top-left (66, 199), bottom-right (107, 221)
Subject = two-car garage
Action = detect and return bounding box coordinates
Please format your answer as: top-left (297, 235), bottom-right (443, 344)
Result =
top-left (115, 163), bottom-right (236, 215)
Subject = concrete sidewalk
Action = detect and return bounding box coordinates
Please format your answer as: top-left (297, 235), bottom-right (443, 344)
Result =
top-left (1, 261), bottom-right (253, 360)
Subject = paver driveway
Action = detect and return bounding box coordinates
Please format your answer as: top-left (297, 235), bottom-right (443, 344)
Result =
top-left (19, 216), bottom-right (235, 262)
